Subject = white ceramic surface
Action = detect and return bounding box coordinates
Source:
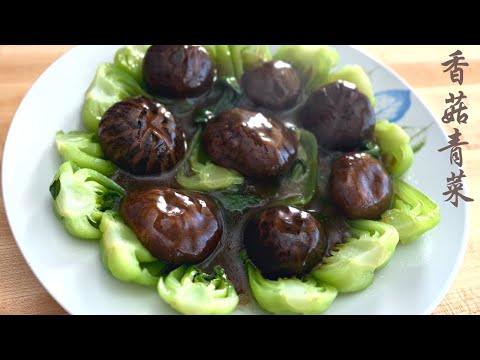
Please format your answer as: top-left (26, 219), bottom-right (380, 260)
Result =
top-left (2, 45), bottom-right (469, 315)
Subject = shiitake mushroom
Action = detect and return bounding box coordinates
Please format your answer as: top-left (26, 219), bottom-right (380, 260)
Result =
top-left (202, 108), bottom-right (298, 177)
top-left (98, 96), bottom-right (186, 176)
top-left (330, 152), bottom-right (393, 220)
top-left (101, 53), bottom-right (391, 280)
top-left (244, 206), bottom-right (327, 279)
top-left (143, 45), bottom-right (215, 99)
top-left (120, 187), bottom-right (222, 264)
top-left (241, 60), bottom-right (302, 111)
top-left (299, 81), bottom-right (375, 151)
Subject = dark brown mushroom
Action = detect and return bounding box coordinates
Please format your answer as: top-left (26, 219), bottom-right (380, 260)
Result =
top-left (98, 96), bottom-right (186, 176)
top-left (330, 152), bottom-right (393, 219)
top-left (120, 187), bottom-right (222, 264)
top-left (244, 206), bottom-right (327, 279)
top-left (299, 81), bottom-right (375, 151)
top-left (202, 108), bottom-right (298, 177)
top-left (241, 60), bottom-right (302, 110)
top-left (143, 45), bottom-right (215, 99)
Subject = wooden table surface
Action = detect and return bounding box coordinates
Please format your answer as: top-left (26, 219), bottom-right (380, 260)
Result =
top-left (0, 45), bottom-right (478, 315)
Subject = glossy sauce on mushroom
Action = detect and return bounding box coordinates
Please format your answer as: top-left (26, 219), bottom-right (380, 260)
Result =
top-left (330, 152), bottom-right (393, 219)
top-left (241, 61), bottom-right (302, 110)
top-left (244, 206), bottom-right (327, 279)
top-left (99, 96), bottom-right (186, 175)
top-left (109, 75), bottom-right (383, 303)
top-left (203, 108), bottom-right (298, 177)
top-left (299, 81), bottom-right (375, 151)
top-left (120, 187), bottom-right (222, 264)
top-left (144, 45), bottom-right (215, 99)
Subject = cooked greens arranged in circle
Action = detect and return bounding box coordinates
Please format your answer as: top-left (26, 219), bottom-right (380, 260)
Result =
top-left (49, 44), bottom-right (440, 315)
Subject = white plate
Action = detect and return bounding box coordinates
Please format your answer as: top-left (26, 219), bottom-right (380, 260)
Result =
top-left (2, 45), bottom-right (469, 315)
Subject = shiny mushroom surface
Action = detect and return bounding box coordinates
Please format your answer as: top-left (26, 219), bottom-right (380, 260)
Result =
top-left (241, 60), bottom-right (302, 111)
top-left (330, 152), bottom-right (393, 220)
top-left (299, 81), bottom-right (375, 151)
top-left (120, 187), bottom-right (223, 264)
top-left (98, 96), bottom-right (186, 176)
top-left (143, 45), bottom-right (215, 99)
top-left (202, 108), bottom-right (298, 177)
top-left (244, 206), bottom-right (328, 279)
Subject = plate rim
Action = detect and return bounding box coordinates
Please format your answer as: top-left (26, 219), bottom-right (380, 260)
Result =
top-left (2, 45), bottom-right (82, 314)
top-left (349, 45), bottom-right (471, 315)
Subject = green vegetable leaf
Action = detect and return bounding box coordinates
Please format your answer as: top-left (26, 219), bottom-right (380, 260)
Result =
top-left (239, 45), bottom-right (272, 72)
top-left (205, 45), bottom-right (272, 81)
top-left (55, 130), bottom-right (117, 176)
top-left (229, 45), bottom-right (272, 80)
top-left (100, 190), bottom-right (123, 212)
top-left (274, 45), bottom-right (339, 95)
top-left (202, 45), bottom-right (217, 60)
top-left (82, 62), bottom-right (146, 133)
top-left (157, 265), bottom-right (239, 315)
top-left (50, 161), bottom-right (126, 240)
top-left (113, 45), bottom-right (151, 86)
top-left (381, 178), bottom-right (440, 244)
top-left (375, 120), bottom-right (414, 177)
top-left (213, 192), bottom-right (265, 212)
top-left (211, 45), bottom-right (236, 78)
top-left (49, 178), bottom-right (61, 200)
top-left (272, 129), bottom-right (318, 206)
top-left (364, 141), bottom-right (381, 159)
top-left (311, 220), bottom-right (399, 292)
top-left (212, 76), bottom-right (242, 115)
top-left (99, 210), bottom-right (167, 287)
top-left (222, 73), bottom-right (242, 94)
top-left (193, 109), bottom-right (214, 125)
top-left (176, 130), bottom-right (244, 192)
top-left (327, 64), bottom-right (376, 107)
top-left (192, 76), bottom-right (242, 127)
top-left (246, 260), bottom-right (337, 315)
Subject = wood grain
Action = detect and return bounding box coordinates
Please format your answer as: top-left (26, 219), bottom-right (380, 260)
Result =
top-left (0, 45), bottom-right (478, 315)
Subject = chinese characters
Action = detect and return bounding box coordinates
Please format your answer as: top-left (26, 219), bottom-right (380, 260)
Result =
top-left (441, 50), bottom-right (469, 85)
top-left (438, 128), bottom-right (468, 167)
top-left (442, 91), bottom-right (468, 124)
top-left (438, 50), bottom-right (473, 208)
top-left (443, 170), bottom-right (473, 208)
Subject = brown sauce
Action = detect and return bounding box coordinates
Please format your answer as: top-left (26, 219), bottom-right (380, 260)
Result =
top-left (111, 86), bottom-right (350, 304)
